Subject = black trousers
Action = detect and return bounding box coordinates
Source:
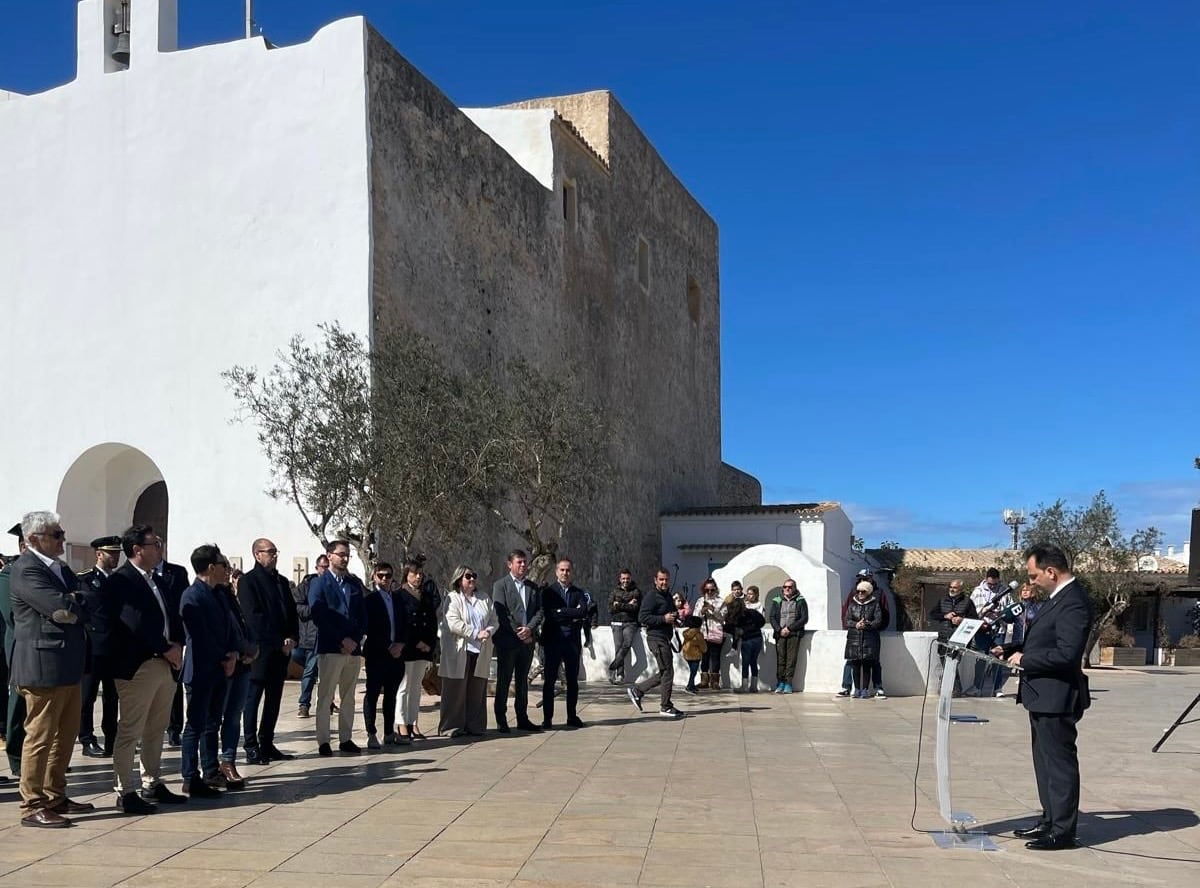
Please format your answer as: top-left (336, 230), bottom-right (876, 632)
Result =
top-left (1030, 711), bottom-right (1082, 839)
top-left (494, 643), bottom-right (535, 725)
top-left (168, 683), bottom-right (183, 735)
top-left (79, 670), bottom-right (119, 749)
top-left (541, 642), bottom-right (580, 723)
top-left (5, 680), bottom-right (25, 775)
top-left (243, 650), bottom-right (288, 752)
top-left (363, 657), bottom-right (405, 736)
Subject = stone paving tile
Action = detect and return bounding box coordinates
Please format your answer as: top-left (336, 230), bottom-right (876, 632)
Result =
top-left (117, 871), bottom-right (258, 888)
top-left (0, 863), bottom-right (143, 887)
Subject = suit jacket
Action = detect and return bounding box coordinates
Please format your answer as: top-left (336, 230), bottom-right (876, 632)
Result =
top-left (107, 562), bottom-right (185, 681)
top-left (540, 582), bottom-right (590, 650)
top-left (396, 582), bottom-right (440, 662)
top-left (9, 550), bottom-right (87, 687)
top-left (0, 562), bottom-right (16, 668)
top-left (77, 566), bottom-right (117, 676)
top-left (307, 570), bottom-right (368, 655)
top-left (238, 564), bottom-right (300, 679)
top-left (363, 587), bottom-right (408, 664)
top-left (181, 578), bottom-right (236, 685)
top-left (153, 560), bottom-right (189, 628)
top-left (1010, 579), bottom-right (1093, 716)
top-left (491, 574), bottom-right (544, 652)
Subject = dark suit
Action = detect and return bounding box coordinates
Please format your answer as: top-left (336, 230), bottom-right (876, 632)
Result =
top-left (180, 579), bottom-right (234, 783)
top-left (77, 567), bottom-right (119, 752)
top-left (9, 550), bottom-right (87, 812)
top-left (153, 560), bottom-right (190, 739)
top-left (362, 587), bottom-right (407, 738)
top-left (1008, 579), bottom-right (1093, 841)
top-left (0, 561), bottom-right (26, 774)
top-left (492, 574), bottom-right (544, 727)
top-left (540, 582), bottom-right (590, 724)
top-left (237, 564), bottom-right (299, 755)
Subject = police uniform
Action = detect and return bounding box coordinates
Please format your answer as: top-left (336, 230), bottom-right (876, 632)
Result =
top-left (77, 536), bottom-right (122, 757)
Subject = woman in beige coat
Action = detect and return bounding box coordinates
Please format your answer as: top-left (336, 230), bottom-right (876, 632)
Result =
top-left (438, 565), bottom-right (499, 737)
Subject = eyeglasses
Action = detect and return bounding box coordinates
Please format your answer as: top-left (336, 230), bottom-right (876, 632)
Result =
top-left (783, 585), bottom-right (796, 590)
top-left (375, 572), bottom-right (392, 580)
top-left (139, 538), bottom-right (162, 548)
top-left (256, 548), bottom-right (278, 556)
top-left (37, 529), bottom-right (67, 540)
top-left (463, 572), bottom-right (477, 581)
top-left (330, 550), bottom-right (350, 559)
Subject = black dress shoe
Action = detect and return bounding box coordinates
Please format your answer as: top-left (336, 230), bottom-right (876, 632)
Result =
top-left (186, 777), bottom-right (223, 799)
top-left (166, 730), bottom-right (181, 748)
top-left (338, 740), bottom-right (362, 755)
top-left (142, 783), bottom-right (188, 805)
top-left (496, 722), bottom-right (511, 734)
top-left (515, 721), bottom-right (543, 732)
top-left (50, 798), bottom-right (95, 814)
top-left (118, 792), bottom-right (157, 815)
top-left (1025, 834), bottom-right (1078, 851)
top-left (566, 716), bottom-right (586, 729)
top-left (265, 746), bottom-right (296, 761)
top-left (541, 721), bottom-right (554, 730)
top-left (317, 743), bottom-right (333, 757)
top-left (244, 748), bottom-right (266, 765)
top-left (80, 739), bottom-right (105, 758)
top-left (1014, 822), bottom-right (1050, 839)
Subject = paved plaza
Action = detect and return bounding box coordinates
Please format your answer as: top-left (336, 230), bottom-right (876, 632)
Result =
top-left (0, 667), bottom-right (1197, 888)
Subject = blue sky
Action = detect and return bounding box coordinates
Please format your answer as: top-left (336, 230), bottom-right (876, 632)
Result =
top-left (6, 2), bottom-right (1198, 550)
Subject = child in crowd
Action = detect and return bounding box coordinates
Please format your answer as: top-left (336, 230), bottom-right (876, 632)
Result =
top-left (681, 615), bottom-right (707, 695)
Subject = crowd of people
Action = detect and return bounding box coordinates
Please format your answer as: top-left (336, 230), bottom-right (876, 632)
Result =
top-left (0, 507), bottom-right (966, 830)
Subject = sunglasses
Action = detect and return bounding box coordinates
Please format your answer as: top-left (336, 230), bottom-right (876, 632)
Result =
top-left (463, 572), bottom-right (477, 581)
top-left (38, 529), bottom-right (67, 540)
top-left (256, 548), bottom-right (278, 556)
top-left (375, 572), bottom-right (393, 580)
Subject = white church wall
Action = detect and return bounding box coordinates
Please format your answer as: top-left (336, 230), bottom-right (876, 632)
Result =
top-left (0, 5), bottom-right (373, 576)
top-left (461, 108), bottom-right (557, 190)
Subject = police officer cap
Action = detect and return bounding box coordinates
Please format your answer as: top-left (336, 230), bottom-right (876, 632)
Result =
top-left (6, 523), bottom-right (21, 540)
top-left (90, 535), bottom-right (123, 551)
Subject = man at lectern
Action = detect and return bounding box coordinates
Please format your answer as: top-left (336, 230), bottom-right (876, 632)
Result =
top-left (996, 543), bottom-right (1092, 851)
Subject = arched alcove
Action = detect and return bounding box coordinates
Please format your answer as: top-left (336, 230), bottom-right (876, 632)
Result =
top-left (56, 443), bottom-right (166, 566)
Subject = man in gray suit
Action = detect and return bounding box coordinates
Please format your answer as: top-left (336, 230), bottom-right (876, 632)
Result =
top-left (491, 549), bottom-right (544, 733)
top-left (10, 511), bottom-right (92, 827)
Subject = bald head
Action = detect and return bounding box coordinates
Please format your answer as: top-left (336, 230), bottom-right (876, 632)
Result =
top-left (253, 538), bottom-right (279, 571)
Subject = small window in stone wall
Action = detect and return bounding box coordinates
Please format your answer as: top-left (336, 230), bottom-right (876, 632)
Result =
top-left (563, 179), bottom-right (578, 231)
top-left (637, 236), bottom-right (650, 292)
top-left (687, 276), bottom-right (701, 323)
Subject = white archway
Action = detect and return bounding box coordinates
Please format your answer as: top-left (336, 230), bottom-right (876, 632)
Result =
top-left (56, 443), bottom-right (165, 568)
top-left (713, 543), bottom-right (842, 630)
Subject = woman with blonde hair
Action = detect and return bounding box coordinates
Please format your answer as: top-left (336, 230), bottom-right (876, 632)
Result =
top-left (438, 566), bottom-right (499, 738)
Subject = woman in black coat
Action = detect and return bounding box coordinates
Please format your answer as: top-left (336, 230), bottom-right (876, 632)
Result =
top-left (843, 581), bottom-right (883, 699)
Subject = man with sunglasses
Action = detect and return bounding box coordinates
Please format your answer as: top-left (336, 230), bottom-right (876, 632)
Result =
top-left (363, 563), bottom-right (407, 749)
top-left (238, 538), bottom-right (299, 764)
top-left (106, 524), bottom-right (187, 814)
top-left (9, 511), bottom-right (91, 827)
top-left (307, 539), bottom-right (368, 755)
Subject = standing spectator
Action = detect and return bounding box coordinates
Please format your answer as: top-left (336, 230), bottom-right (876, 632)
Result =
top-left (680, 616), bottom-right (706, 694)
top-left (76, 535), bottom-right (122, 758)
top-left (745, 586), bottom-right (764, 613)
top-left (929, 580), bottom-right (978, 697)
top-left (968, 569), bottom-right (1012, 697)
top-left (0, 522), bottom-right (26, 780)
top-left (152, 542), bottom-right (190, 749)
top-left (439, 566), bottom-right (498, 737)
top-left (844, 581), bottom-right (884, 698)
top-left (178, 546), bottom-right (237, 799)
top-left (363, 564), bottom-right (407, 749)
top-left (540, 559), bottom-right (589, 729)
top-left (215, 572), bottom-right (256, 790)
top-left (672, 591), bottom-right (691, 621)
top-left (293, 554), bottom-right (327, 717)
top-left (837, 572), bottom-right (891, 698)
top-left (694, 580), bottom-right (725, 690)
top-left (769, 579), bottom-right (808, 694)
top-left (727, 594), bottom-right (767, 693)
top-left (10, 511), bottom-right (91, 827)
top-left (308, 539), bottom-right (368, 756)
top-left (395, 560), bottom-right (439, 742)
top-left (238, 538), bottom-right (299, 763)
top-left (491, 549), bottom-right (544, 732)
top-left (994, 582), bottom-right (1042, 697)
top-left (108, 525), bottom-right (188, 814)
top-left (628, 568), bottom-right (684, 719)
top-left (607, 569), bottom-right (641, 685)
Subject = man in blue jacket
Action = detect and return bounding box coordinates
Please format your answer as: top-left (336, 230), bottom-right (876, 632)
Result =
top-left (307, 540), bottom-right (368, 756)
top-left (179, 546), bottom-right (238, 799)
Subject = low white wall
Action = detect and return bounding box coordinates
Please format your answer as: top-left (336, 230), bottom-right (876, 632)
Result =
top-left (577, 627), bottom-right (940, 697)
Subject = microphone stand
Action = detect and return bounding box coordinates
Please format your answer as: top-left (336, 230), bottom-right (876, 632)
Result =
top-left (1151, 690), bottom-right (1200, 753)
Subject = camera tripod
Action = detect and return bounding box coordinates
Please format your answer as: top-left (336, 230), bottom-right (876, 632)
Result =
top-left (1151, 690), bottom-right (1200, 752)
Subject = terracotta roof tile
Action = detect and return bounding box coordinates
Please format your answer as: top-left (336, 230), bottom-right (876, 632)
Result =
top-left (661, 502), bottom-right (838, 518)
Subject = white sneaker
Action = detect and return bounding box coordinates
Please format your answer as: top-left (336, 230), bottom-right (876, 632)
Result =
top-left (659, 706), bottom-right (684, 718)
top-left (874, 689), bottom-right (888, 699)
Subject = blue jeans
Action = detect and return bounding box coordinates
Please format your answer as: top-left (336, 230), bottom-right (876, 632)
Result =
top-left (842, 660), bottom-right (883, 691)
top-left (182, 678), bottom-right (224, 783)
top-left (292, 647), bottom-right (319, 708)
top-left (740, 637), bottom-right (763, 681)
top-left (221, 669), bottom-right (250, 764)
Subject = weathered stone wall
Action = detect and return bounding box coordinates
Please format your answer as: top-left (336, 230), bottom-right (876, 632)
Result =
top-left (365, 31), bottom-right (722, 585)
top-left (719, 463), bottom-right (764, 507)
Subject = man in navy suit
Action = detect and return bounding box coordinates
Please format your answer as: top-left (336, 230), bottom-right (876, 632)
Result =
top-left (362, 563), bottom-right (407, 748)
top-left (307, 539), bottom-right (368, 756)
top-left (997, 543), bottom-right (1093, 850)
top-left (179, 545), bottom-right (238, 799)
top-left (539, 558), bottom-right (590, 729)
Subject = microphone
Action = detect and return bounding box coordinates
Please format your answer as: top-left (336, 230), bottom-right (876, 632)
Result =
top-left (978, 580), bottom-right (1018, 623)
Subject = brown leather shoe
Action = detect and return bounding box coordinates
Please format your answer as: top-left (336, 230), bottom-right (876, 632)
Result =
top-left (22, 808), bottom-right (71, 828)
top-left (49, 798), bottom-right (95, 815)
top-left (219, 762), bottom-right (246, 791)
